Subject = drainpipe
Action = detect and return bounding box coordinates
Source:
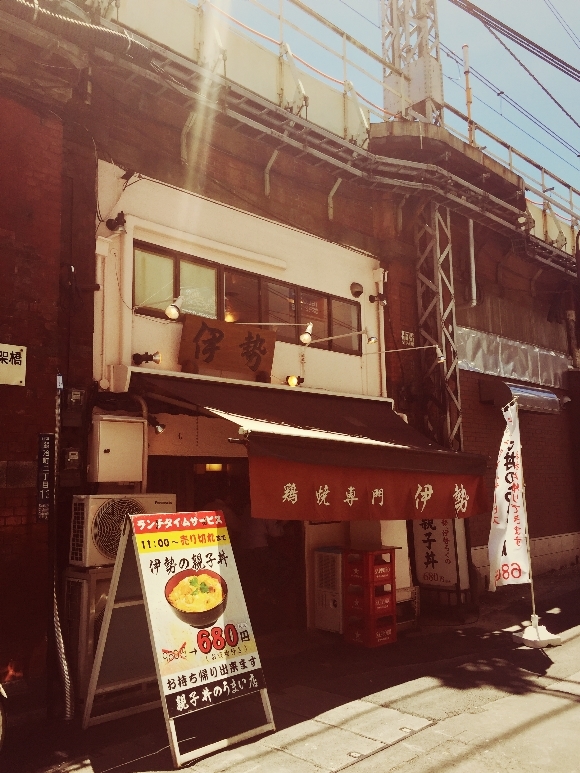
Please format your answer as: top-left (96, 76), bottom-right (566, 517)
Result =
top-left (373, 267), bottom-right (388, 398)
top-left (130, 395), bottom-right (149, 493)
top-left (118, 218), bottom-right (134, 370)
top-left (53, 383), bottom-right (74, 720)
top-left (458, 218), bottom-right (478, 309)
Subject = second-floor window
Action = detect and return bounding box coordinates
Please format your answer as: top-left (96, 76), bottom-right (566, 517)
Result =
top-left (133, 243), bottom-right (362, 354)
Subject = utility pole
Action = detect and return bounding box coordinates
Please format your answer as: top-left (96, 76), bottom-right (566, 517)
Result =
top-left (381, 0), bottom-right (444, 124)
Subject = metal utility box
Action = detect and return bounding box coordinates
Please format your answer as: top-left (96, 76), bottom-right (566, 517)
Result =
top-left (88, 415), bottom-right (145, 483)
top-left (314, 547), bottom-right (343, 633)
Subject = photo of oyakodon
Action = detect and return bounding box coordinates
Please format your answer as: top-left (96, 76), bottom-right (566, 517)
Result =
top-left (164, 569), bottom-right (228, 628)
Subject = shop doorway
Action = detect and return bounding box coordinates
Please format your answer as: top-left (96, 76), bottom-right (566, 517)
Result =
top-left (148, 456), bottom-right (306, 637)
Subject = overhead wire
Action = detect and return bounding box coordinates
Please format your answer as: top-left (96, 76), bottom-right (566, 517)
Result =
top-left (542, 0), bottom-right (580, 52)
top-left (439, 42), bottom-right (580, 158)
top-left (484, 24), bottom-right (580, 132)
top-left (443, 75), bottom-right (580, 175)
top-left (337, 0), bottom-right (580, 163)
top-left (448, 0), bottom-right (580, 83)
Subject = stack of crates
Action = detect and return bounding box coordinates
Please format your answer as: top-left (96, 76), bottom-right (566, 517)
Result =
top-left (343, 547), bottom-right (397, 647)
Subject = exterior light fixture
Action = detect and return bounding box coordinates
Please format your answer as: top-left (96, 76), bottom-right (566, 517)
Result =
top-left (299, 323), bottom-right (313, 345)
top-left (285, 375), bottom-right (304, 387)
top-left (132, 351), bottom-right (161, 366)
top-left (369, 292), bottom-right (387, 305)
top-left (147, 415), bottom-right (166, 434)
top-left (301, 329), bottom-right (378, 347)
top-left (205, 463), bottom-right (223, 472)
top-left (165, 295), bottom-right (184, 320)
top-left (105, 211), bottom-right (126, 233)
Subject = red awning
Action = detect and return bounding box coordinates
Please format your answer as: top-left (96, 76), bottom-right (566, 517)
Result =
top-left (131, 372), bottom-right (489, 522)
top-left (249, 454), bottom-right (487, 522)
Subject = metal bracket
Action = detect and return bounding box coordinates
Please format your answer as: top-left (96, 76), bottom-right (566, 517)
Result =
top-left (280, 42), bottom-right (308, 116)
top-left (264, 149), bottom-right (279, 197)
top-left (344, 81), bottom-right (369, 147)
top-left (210, 28), bottom-right (227, 76)
top-left (543, 200), bottom-right (567, 251)
top-left (397, 194), bottom-right (410, 233)
top-left (530, 268), bottom-right (543, 298)
top-left (180, 107), bottom-right (197, 165)
top-left (328, 178), bottom-right (342, 220)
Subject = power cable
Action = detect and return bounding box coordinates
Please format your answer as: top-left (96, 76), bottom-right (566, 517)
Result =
top-left (542, 0), bottom-right (580, 52)
top-left (336, 0), bottom-right (379, 29)
top-left (484, 24), bottom-right (580, 132)
top-left (439, 42), bottom-right (580, 157)
top-left (443, 75), bottom-right (580, 174)
top-left (338, 0), bottom-right (580, 161)
top-left (448, 0), bottom-right (580, 83)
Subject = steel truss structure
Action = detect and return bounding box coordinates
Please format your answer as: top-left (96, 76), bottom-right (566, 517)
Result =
top-left (415, 202), bottom-right (463, 449)
top-left (381, 0), bottom-right (444, 123)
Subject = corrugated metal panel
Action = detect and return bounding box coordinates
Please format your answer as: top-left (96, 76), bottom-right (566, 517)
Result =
top-left (457, 326), bottom-right (570, 388)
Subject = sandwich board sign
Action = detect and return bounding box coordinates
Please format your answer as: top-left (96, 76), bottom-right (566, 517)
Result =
top-left (83, 511), bottom-right (275, 768)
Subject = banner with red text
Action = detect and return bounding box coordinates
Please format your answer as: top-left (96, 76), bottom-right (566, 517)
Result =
top-left (488, 402), bottom-right (531, 591)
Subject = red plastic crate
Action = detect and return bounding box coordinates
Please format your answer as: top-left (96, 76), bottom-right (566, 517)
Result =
top-left (344, 588), bottom-right (394, 616)
top-left (343, 549), bottom-right (394, 585)
top-left (344, 618), bottom-right (397, 648)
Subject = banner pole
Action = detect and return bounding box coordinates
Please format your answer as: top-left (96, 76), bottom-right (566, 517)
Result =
top-left (516, 401), bottom-right (538, 635)
top-left (511, 402), bottom-right (560, 648)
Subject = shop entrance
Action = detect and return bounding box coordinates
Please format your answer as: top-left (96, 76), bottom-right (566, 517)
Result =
top-left (148, 456), bottom-right (306, 637)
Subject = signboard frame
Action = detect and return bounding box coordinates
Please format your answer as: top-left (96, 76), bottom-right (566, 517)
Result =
top-left (0, 342), bottom-right (26, 386)
top-left (83, 512), bottom-right (275, 768)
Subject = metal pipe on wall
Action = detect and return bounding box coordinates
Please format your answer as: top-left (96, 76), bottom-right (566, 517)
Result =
top-left (52, 385), bottom-right (74, 720)
top-left (458, 218), bottom-right (478, 309)
top-left (131, 394), bottom-right (149, 493)
top-left (373, 267), bottom-right (388, 398)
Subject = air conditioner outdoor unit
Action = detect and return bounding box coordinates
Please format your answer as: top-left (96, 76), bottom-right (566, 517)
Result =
top-left (69, 494), bottom-right (176, 568)
top-left (314, 547), bottom-right (343, 633)
top-left (63, 565), bottom-right (113, 701)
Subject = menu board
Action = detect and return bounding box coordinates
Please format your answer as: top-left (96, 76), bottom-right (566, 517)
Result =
top-left (132, 512), bottom-right (266, 719)
top-left (83, 512), bottom-right (274, 768)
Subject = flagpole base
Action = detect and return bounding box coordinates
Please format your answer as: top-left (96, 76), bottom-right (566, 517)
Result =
top-left (513, 623), bottom-right (561, 649)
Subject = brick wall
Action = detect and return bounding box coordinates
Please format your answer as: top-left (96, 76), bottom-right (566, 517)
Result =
top-left (0, 93), bottom-right (62, 682)
top-left (86, 78), bottom-right (383, 256)
top-left (460, 369), bottom-right (578, 547)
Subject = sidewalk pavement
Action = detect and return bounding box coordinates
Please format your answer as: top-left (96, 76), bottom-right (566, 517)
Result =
top-left (189, 625), bottom-right (580, 773)
top-left (3, 565), bottom-right (580, 773)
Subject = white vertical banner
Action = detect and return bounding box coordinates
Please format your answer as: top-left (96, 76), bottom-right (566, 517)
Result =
top-left (488, 401), bottom-right (531, 591)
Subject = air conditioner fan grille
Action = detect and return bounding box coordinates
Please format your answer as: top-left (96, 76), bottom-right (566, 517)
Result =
top-left (92, 498), bottom-right (146, 560)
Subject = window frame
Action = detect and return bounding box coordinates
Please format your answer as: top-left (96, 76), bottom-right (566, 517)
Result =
top-left (133, 241), bottom-right (362, 355)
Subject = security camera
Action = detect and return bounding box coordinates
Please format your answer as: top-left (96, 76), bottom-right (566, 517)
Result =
top-left (350, 282), bottom-right (364, 298)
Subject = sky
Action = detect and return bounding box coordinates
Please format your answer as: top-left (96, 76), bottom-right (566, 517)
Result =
top-left (193, 0), bottom-right (580, 211)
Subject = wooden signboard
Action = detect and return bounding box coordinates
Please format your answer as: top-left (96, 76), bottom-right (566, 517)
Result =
top-left (83, 511), bottom-right (275, 768)
top-left (179, 315), bottom-right (276, 381)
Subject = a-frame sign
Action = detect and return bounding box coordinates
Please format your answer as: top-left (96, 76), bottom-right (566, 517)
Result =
top-left (83, 511), bottom-right (275, 768)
